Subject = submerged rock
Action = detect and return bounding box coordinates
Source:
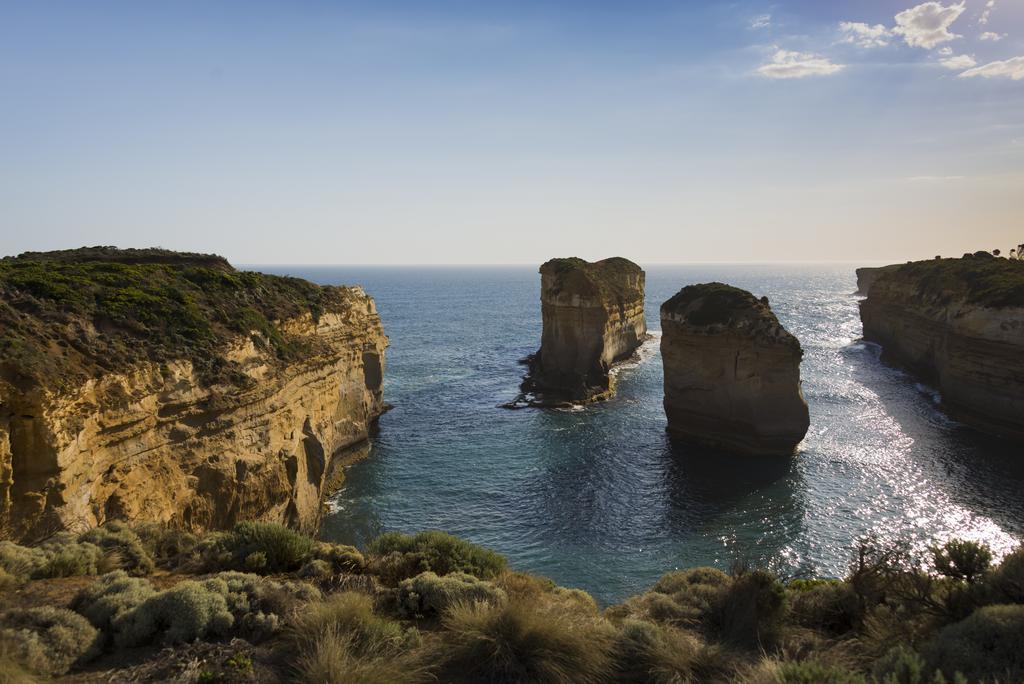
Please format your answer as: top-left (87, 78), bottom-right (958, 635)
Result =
top-left (517, 257), bottom-right (647, 406)
top-left (0, 248), bottom-right (388, 540)
top-left (860, 256), bottom-right (1024, 441)
top-left (660, 283), bottom-right (809, 455)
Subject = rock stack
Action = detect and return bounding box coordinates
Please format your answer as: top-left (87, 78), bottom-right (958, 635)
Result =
top-left (660, 283), bottom-right (809, 455)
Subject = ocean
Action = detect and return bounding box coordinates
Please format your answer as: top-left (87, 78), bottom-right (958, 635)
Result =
top-left (255, 264), bottom-right (1024, 605)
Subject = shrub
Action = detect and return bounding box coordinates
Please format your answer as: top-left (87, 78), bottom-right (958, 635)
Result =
top-left (986, 547), bottom-right (1024, 603)
top-left (368, 531), bottom-right (506, 582)
top-left (309, 541), bottom-right (366, 574)
top-left (79, 522), bottom-right (155, 575)
top-left (925, 604), bottom-right (1024, 682)
top-left (299, 559), bottom-right (333, 580)
top-left (214, 571), bottom-right (320, 640)
top-left (493, 571), bottom-right (556, 600)
top-left (930, 539), bottom-right (992, 584)
top-left (0, 607), bottom-right (100, 676)
top-left (289, 592), bottom-right (416, 657)
top-left (613, 619), bottom-right (703, 684)
top-left (773, 660), bottom-right (867, 684)
top-left (0, 542), bottom-right (47, 582)
top-left (132, 523), bottom-right (198, 565)
top-left (398, 571), bottom-right (507, 617)
top-left (222, 522), bottom-right (313, 573)
top-left (70, 571), bottom-right (156, 632)
top-left (0, 568), bottom-right (15, 592)
top-left (35, 535), bottom-right (103, 578)
top-left (0, 644), bottom-right (36, 684)
top-left (712, 569), bottom-right (786, 648)
top-left (871, 645), bottom-right (962, 684)
top-left (111, 580), bottom-right (234, 647)
top-left (439, 599), bottom-right (615, 683)
top-left (294, 626), bottom-right (430, 684)
top-left (788, 580), bottom-right (860, 634)
top-left (610, 566), bottom-right (731, 628)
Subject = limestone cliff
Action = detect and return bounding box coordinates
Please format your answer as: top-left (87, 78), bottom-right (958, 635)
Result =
top-left (860, 255), bottom-right (1024, 441)
top-left (0, 248), bottom-right (387, 540)
top-left (521, 257), bottom-right (647, 405)
top-left (660, 283), bottom-right (809, 456)
top-left (855, 265), bottom-right (900, 296)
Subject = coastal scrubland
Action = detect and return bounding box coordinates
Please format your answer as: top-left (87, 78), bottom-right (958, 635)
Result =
top-left (1, 523), bottom-right (1022, 682)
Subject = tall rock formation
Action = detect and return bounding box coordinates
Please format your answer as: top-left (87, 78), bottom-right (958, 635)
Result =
top-left (660, 283), bottom-right (809, 455)
top-left (521, 257), bottom-right (647, 405)
top-left (860, 255), bottom-right (1024, 441)
top-left (0, 248), bottom-right (388, 540)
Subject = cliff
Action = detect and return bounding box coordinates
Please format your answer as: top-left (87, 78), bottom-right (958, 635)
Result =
top-left (855, 265), bottom-right (900, 296)
top-left (660, 283), bottom-right (809, 455)
top-left (0, 247), bottom-right (387, 540)
top-left (860, 255), bottom-right (1024, 440)
top-left (521, 257), bottom-right (647, 405)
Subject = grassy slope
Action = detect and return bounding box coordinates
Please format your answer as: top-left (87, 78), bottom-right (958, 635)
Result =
top-left (0, 247), bottom-right (350, 389)
top-left (886, 255), bottom-right (1024, 308)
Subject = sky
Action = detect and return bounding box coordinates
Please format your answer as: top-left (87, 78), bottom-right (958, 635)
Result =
top-left (1, 1), bottom-right (1022, 265)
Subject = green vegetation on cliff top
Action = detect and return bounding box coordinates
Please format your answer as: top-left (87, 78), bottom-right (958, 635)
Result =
top-left (540, 257), bottom-right (643, 306)
top-left (0, 246), bottom-right (353, 389)
top-left (661, 282), bottom-right (771, 327)
top-left (887, 255), bottom-right (1024, 308)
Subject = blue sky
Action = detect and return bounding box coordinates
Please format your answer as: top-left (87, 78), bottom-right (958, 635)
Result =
top-left (1, 1), bottom-right (1022, 264)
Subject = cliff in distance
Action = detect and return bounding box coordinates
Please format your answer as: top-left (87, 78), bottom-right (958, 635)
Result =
top-left (519, 257), bottom-right (647, 405)
top-left (860, 254), bottom-right (1024, 441)
top-left (0, 247), bottom-right (388, 540)
top-left (661, 283), bottom-right (810, 456)
top-left (855, 265), bottom-right (900, 296)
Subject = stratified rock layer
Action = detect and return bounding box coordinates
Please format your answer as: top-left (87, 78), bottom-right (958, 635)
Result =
top-left (860, 256), bottom-right (1024, 441)
top-left (660, 283), bottom-right (809, 455)
top-left (0, 248), bottom-right (387, 540)
top-left (524, 257), bottom-right (647, 404)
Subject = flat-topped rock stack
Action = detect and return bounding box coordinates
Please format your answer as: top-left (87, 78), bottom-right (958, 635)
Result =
top-left (520, 257), bottom-right (647, 405)
top-left (660, 283), bottom-right (809, 455)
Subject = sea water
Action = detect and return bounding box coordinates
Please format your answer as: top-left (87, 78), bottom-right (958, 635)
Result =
top-left (254, 264), bottom-right (1023, 604)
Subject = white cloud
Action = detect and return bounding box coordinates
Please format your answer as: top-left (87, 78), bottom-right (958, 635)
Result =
top-left (980, 32), bottom-right (1005, 42)
top-left (893, 2), bottom-right (966, 49)
top-left (940, 54), bottom-right (976, 69)
top-left (839, 22), bottom-right (892, 48)
top-left (980, 0), bottom-right (995, 26)
top-left (938, 46), bottom-right (953, 55)
top-left (959, 56), bottom-right (1024, 80)
top-left (750, 14), bottom-right (771, 30)
top-left (757, 50), bottom-right (845, 79)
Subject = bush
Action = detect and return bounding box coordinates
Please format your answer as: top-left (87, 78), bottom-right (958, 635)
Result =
top-left (986, 547), bottom-right (1024, 603)
top-left (872, 645), bottom-right (962, 684)
top-left (79, 522), bottom-right (155, 575)
top-left (925, 604), bottom-right (1024, 682)
top-left (309, 541), bottom-right (366, 574)
top-left (773, 660), bottom-right (867, 684)
top-left (289, 592), bottom-right (417, 657)
top-left (0, 607), bottom-right (100, 676)
top-left (0, 542), bottom-right (47, 582)
top-left (368, 531), bottom-right (506, 583)
top-left (439, 599), bottom-right (615, 683)
top-left (221, 522), bottom-right (313, 573)
top-left (214, 571), bottom-right (320, 640)
top-left (712, 569), bottom-right (786, 648)
top-left (111, 580), bottom-right (234, 647)
top-left (299, 559), bottom-right (333, 580)
top-left (788, 580), bottom-right (860, 634)
top-left (70, 571), bottom-right (156, 632)
top-left (398, 571), bottom-right (507, 617)
top-left (930, 539), bottom-right (992, 584)
top-left (610, 567), bottom-right (731, 628)
top-left (132, 523), bottom-right (198, 565)
top-left (613, 619), bottom-right (703, 684)
top-left (1, 536), bottom-right (105, 580)
top-left (294, 627), bottom-right (430, 684)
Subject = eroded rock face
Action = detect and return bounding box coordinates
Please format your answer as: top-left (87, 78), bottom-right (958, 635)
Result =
top-left (860, 257), bottom-right (1024, 441)
top-left (523, 257), bottom-right (647, 404)
top-left (660, 283), bottom-right (809, 455)
top-left (0, 251), bottom-right (387, 540)
top-left (855, 266), bottom-right (899, 296)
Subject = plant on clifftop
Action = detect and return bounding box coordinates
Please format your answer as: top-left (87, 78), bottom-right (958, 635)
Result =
top-left (0, 607), bottom-right (101, 677)
top-left (368, 530), bottom-right (507, 583)
top-left (930, 539), bottom-right (992, 584)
